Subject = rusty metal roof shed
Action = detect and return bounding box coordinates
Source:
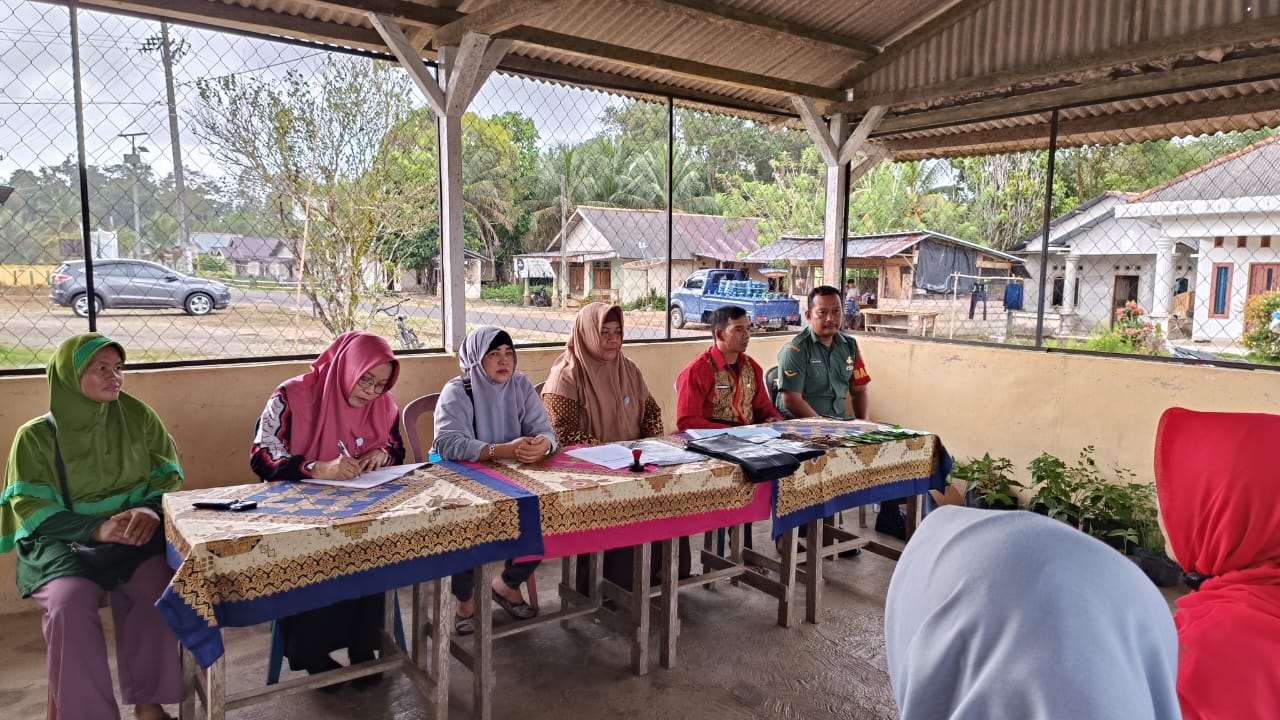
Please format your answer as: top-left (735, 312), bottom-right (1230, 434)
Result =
top-left (54, 0), bottom-right (1280, 158)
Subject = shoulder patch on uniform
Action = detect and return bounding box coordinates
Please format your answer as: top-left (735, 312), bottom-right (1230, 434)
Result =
top-left (785, 344), bottom-right (801, 352)
top-left (783, 369), bottom-right (798, 377)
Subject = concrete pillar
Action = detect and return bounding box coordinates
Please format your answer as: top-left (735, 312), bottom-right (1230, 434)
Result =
top-left (1062, 254), bottom-right (1079, 315)
top-left (1152, 236), bottom-right (1176, 330)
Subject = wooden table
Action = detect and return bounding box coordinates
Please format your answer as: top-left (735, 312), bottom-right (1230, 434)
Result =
top-left (159, 463), bottom-right (542, 720)
top-left (861, 309), bottom-right (940, 336)
top-left (454, 420), bottom-right (950, 717)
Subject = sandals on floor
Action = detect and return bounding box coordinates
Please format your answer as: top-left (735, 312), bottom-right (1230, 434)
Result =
top-left (454, 613), bottom-right (475, 636)
top-left (491, 589), bottom-right (538, 620)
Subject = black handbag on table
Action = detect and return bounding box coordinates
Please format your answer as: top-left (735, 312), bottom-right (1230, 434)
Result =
top-left (685, 434), bottom-right (827, 483)
top-left (43, 415), bottom-right (165, 570)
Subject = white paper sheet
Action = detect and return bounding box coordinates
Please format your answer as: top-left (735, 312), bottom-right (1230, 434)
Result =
top-left (685, 426), bottom-right (782, 440)
top-left (300, 462), bottom-right (426, 489)
top-left (566, 441), bottom-right (707, 470)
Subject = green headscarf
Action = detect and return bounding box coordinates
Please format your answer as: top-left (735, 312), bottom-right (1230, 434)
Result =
top-left (1, 333), bottom-right (183, 554)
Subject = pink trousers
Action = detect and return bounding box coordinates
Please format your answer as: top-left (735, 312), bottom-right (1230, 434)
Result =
top-left (31, 554), bottom-right (184, 720)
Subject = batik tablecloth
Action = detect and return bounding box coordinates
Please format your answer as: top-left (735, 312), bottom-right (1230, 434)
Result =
top-left (454, 449), bottom-right (772, 558)
top-left (764, 419), bottom-right (952, 538)
top-left (157, 463), bottom-right (541, 667)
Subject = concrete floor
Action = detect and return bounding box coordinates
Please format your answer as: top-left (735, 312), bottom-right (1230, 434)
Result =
top-left (0, 523), bottom-right (1186, 720)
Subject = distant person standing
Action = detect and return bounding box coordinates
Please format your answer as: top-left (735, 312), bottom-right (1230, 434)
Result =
top-left (844, 280), bottom-right (862, 330)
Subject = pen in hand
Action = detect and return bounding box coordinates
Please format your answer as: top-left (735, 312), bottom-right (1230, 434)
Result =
top-left (337, 440), bottom-right (363, 477)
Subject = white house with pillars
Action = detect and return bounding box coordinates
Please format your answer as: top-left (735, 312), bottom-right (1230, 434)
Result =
top-left (1117, 137), bottom-right (1280, 347)
top-left (1013, 192), bottom-right (1195, 335)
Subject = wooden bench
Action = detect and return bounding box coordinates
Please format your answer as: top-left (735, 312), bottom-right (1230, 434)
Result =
top-left (865, 323), bottom-right (911, 334)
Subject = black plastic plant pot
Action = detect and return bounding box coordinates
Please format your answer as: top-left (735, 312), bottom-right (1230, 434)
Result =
top-left (1083, 518), bottom-right (1132, 552)
top-left (1031, 502), bottom-right (1049, 515)
top-left (1131, 547), bottom-right (1183, 587)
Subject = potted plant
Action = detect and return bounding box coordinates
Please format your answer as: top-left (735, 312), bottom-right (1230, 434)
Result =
top-left (951, 453), bottom-right (1022, 510)
top-left (1027, 452), bottom-right (1083, 527)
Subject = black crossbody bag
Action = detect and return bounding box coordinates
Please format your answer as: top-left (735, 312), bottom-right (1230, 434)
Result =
top-left (43, 414), bottom-right (165, 570)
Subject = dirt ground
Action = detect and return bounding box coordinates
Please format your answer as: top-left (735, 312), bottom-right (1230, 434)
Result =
top-left (0, 289), bottom-right (697, 369)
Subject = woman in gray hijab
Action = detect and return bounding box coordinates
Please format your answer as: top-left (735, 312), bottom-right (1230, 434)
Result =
top-left (433, 326), bottom-right (556, 635)
top-left (885, 506), bottom-right (1180, 720)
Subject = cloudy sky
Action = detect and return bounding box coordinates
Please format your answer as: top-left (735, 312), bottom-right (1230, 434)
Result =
top-left (0, 0), bottom-right (619, 180)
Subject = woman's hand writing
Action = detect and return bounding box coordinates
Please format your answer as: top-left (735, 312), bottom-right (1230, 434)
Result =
top-left (312, 456), bottom-right (362, 480)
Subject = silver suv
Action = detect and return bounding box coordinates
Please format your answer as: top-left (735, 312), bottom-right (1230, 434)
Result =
top-left (50, 259), bottom-right (232, 317)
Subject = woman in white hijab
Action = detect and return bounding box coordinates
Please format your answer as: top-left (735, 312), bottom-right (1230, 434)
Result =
top-left (885, 506), bottom-right (1180, 720)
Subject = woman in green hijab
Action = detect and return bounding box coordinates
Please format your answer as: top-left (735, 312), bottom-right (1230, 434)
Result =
top-left (2, 334), bottom-right (185, 720)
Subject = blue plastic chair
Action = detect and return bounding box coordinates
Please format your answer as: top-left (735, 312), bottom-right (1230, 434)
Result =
top-left (266, 591), bottom-right (407, 685)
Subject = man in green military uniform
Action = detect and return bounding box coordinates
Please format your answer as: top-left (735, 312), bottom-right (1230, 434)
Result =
top-left (775, 286), bottom-right (870, 420)
top-left (774, 285), bottom-right (906, 539)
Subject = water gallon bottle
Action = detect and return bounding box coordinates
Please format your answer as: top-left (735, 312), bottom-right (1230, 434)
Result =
top-left (428, 448), bottom-right (442, 463)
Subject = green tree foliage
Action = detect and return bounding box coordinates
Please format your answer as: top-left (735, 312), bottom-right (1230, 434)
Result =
top-left (193, 56), bottom-right (434, 334)
top-left (717, 146), bottom-right (825, 247)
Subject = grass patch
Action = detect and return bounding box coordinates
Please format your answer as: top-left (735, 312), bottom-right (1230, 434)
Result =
top-left (0, 343), bottom-right (199, 369)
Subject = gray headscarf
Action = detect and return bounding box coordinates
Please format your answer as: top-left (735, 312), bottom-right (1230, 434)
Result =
top-left (885, 506), bottom-right (1180, 720)
top-left (432, 326), bottom-right (555, 461)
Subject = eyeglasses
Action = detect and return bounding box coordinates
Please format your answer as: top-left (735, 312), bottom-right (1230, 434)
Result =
top-left (355, 375), bottom-right (390, 394)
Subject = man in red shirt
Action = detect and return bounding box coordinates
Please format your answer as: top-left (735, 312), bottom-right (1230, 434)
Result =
top-left (676, 305), bottom-right (781, 568)
top-left (676, 305), bottom-right (781, 431)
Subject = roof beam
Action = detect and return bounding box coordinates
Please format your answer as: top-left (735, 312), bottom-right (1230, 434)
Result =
top-left (640, 0), bottom-right (879, 59)
top-left (838, 105), bottom-right (888, 165)
top-left (504, 27), bottom-right (844, 101)
top-left (369, 13), bottom-right (446, 115)
top-left (67, 0), bottom-right (388, 49)
top-left (834, 15), bottom-right (1280, 115)
top-left (873, 52), bottom-right (1280, 136)
top-left (838, 0), bottom-right (1001, 88)
top-left (883, 92), bottom-right (1280, 158)
top-left (432, 0), bottom-right (566, 48)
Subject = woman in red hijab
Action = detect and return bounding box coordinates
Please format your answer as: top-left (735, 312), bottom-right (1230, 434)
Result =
top-left (1155, 407), bottom-right (1280, 719)
top-left (250, 332), bottom-right (406, 689)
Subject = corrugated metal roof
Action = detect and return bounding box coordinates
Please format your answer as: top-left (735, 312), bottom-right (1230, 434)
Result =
top-left (1131, 136), bottom-right (1280, 203)
top-left (741, 231), bottom-right (1025, 264)
top-left (571, 206), bottom-right (762, 261)
top-left (64, 0), bottom-right (1280, 157)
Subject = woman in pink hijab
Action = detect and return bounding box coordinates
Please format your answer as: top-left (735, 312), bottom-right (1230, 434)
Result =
top-left (250, 332), bottom-right (406, 689)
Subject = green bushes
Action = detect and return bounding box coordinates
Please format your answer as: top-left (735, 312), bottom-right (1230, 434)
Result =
top-left (480, 283), bottom-right (525, 304)
top-left (1241, 290), bottom-right (1280, 361)
top-left (1084, 301), bottom-right (1164, 355)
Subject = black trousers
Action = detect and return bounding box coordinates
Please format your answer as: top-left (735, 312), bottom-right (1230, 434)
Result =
top-left (280, 593), bottom-right (384, 671)
top-left (452, 559), bottom-right (540, 602)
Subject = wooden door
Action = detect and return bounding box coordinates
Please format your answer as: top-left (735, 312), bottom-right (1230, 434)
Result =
top-left (1111, 275), bottom-right (1139, 325)
top-left (592, 265), bottom-right (611, 293)
top-left (569, 265), bottom-right (585, 294)
top-left (1248, 263), bottom-right (1280, 298)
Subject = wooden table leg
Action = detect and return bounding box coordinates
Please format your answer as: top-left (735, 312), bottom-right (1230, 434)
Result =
top-left (420, 579), bottom-right (451, 720)
top-left (179, 646), bottom-right (197, 720)
top-left (659, 538), bottom-right (679, 669)
top-left (204, 657), bottom-right (225, 720)
top-left (777, 528), bottom-right (798, 628)
top-left (630, 543), bottom-right (651, 675)
top-left (805, 518), bottom-right (823, 624)
top-left (473, 563), bottom-right (495, 720)
top-left (905, 494), bottom-right (920, 541)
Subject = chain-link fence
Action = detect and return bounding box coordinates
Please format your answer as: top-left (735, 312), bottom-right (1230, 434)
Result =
top-left (4, 1), bottom-right (1280, 371)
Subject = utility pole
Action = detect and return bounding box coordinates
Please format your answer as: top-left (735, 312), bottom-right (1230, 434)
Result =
top-left (118, 132), bottom-right (148, 259)
top-left (559, 174), bottom-right (568, 310)
top-left (144, 25), bottom-right (191, 272)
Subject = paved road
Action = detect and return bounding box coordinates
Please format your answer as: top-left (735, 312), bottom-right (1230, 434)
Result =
top-left (233, 288), bottom-right (707, 340)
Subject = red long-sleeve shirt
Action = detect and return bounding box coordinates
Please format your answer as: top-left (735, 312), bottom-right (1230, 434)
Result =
top-left (675, 345), bottom-right (782, 431)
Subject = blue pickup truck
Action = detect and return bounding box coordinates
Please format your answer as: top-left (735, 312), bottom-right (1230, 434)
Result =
top-left (669, 269), bottom-right (801, 331)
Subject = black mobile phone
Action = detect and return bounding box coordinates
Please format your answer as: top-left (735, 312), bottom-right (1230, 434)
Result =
top-left (193, 499), bottom-right (257, 511)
